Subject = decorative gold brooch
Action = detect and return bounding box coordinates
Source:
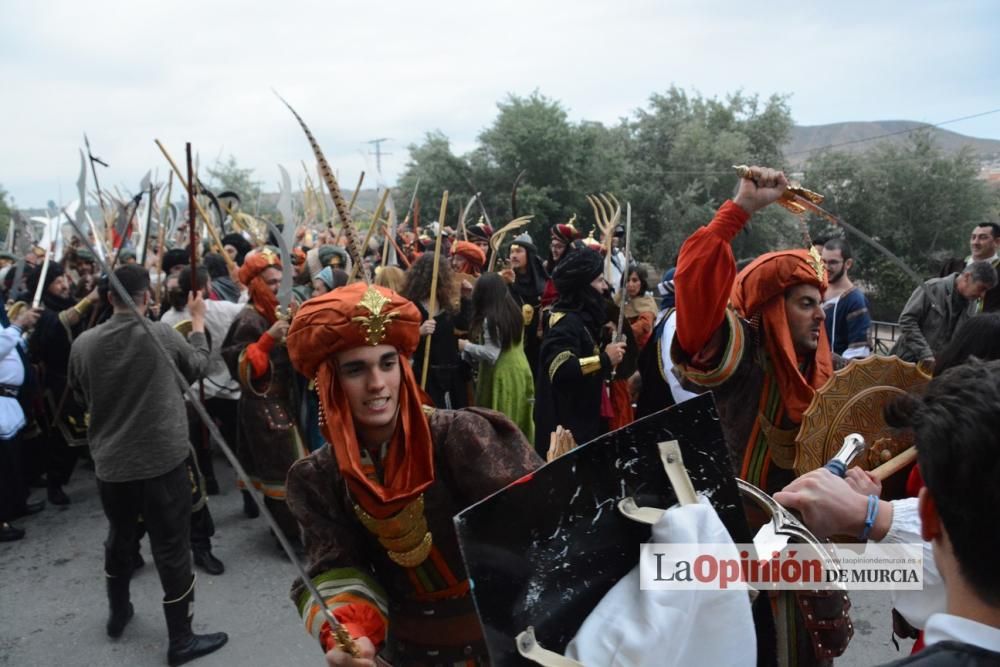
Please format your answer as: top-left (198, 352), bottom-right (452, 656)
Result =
top-left (808, 245), bottom-right (827, 283)
top-left (351, 287), bottom-right (397, 346)
top-left (353, 496), bottom-right (433, 568)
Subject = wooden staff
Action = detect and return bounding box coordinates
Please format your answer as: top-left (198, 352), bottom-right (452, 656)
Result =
top-left (154, 139), bottom-right (238, 275)
top-left (870, 446), bottom-right (917, 481)
top-left (348, 188), bottom-right (390, 283)
top-left (420, 190), bottom-right (448, 390)
top-left (154, 171), bottom-right (173, 305)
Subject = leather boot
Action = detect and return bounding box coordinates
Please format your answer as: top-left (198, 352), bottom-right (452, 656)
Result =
top-left (163, 576), bottom-right (228, 666)
top-left (106, 574), bottom-right (134, 638)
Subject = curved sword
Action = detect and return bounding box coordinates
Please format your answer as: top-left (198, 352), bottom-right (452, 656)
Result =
top-left (261, 218), bottom-right (294, 317)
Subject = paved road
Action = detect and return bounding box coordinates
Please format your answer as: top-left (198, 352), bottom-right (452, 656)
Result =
top-left (0, 457), bottom-right (915, 666)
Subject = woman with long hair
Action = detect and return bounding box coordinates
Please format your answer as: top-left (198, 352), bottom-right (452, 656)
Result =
top-left (460, 273), bottom-right (535, 441)
top-left (616, 264), bottom-right (660, 351)
top-left (401, 253), bottom-right (471, 409)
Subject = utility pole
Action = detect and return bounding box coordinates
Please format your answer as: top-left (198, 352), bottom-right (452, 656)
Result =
top-left (367, 138), bottom-right (392, 174)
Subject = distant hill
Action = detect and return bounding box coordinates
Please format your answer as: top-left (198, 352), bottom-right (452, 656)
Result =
top-left (783, 121), bottom-right (1000, 166)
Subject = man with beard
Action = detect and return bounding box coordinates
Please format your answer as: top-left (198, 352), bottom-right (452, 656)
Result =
top-left (283, 282), bottom-right (541, 666)
top-left (533, 244), bottom-right (627, 456)
top-left (502, 232), bottom-right (548, 374)
top-left (449, 240), bottom-right (486, 280)
top-left (220, 248), bottom-right (306, 540)
top-left (27, 264), bottom-right (99, 505)
top-left (821, 238), bottom-right (871, 359)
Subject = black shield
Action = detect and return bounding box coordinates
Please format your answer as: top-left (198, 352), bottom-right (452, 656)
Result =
top-left (454, 393), bottom-right (756, 665)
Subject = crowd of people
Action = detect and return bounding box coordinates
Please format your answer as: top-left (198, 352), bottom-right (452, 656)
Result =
top-left (1, 165), bottom-right (998, 666)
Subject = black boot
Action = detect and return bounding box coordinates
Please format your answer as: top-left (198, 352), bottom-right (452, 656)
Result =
top-left (106, 574), bottom-right (134, 638)
top-left (192, 548), bottom-right (224, 575)
top-left (241, 490), bottom-right (259, 518)
top-left (163, 578), bottom-right (228, 666)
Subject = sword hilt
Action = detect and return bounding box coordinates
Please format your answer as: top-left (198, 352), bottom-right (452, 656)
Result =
top-left (823, 433), bottom-right (866, 478)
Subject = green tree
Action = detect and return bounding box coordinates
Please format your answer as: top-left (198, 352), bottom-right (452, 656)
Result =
top-left (622, 88), bottom-right (796, 268)
top-left (0, 185), bottom-right (11, 242)
top-left (803, 132), bottom-right (993, 319)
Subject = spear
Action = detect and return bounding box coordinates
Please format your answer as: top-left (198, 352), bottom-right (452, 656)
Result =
top-left (420, 191), bottom-right (448, 391)
top-left (154, 139), bottom-right (238, 275)
top-left (154, 171), bottom-right (174, 305)
top-left (83, 133), bottom-right (112, 253)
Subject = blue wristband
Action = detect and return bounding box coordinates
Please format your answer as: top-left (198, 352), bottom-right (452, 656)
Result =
top-left (858, 494), bottom-right (879, 541)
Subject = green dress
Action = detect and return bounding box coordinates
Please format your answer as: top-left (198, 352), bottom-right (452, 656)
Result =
top-left (463, 328), bottom-right (535, 443)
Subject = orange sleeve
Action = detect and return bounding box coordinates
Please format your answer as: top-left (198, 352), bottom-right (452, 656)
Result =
top-left (320, 603), bottom-right (387, 651)
top-left (244, 331), bottom-right (276, 379)
top-left (674, 200), bottom-right (750, 356)
top-left (630, 311), bottom-right (655, 350)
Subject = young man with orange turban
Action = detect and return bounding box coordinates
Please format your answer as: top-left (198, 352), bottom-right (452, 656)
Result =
top-left (284, 282), bottom-right (541, 666)
top-left (671, 168), bottom-right (849, 665)
top-left (220, 248), bottom-right (307, 539)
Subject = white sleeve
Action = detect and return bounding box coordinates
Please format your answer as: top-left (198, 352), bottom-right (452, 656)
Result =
top-left (882, 498), bottom-right (943, 629)
top-left (461, 326), bottom-right (501, 365)
top-left (663, 312), bottom-right (699, 405)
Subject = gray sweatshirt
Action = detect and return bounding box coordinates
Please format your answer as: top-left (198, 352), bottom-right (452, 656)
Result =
top-left (69, 313), bottom-right (210, 483)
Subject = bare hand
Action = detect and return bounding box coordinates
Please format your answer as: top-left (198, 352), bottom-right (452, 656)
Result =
top-left (732, 166), bottom-right (789, 216)
top-left (546, 426), bottom-right (577, 462)
top-left (419, 319), bottom-right (436, 336)
top-left (605, 341), bottom-right (627, 367)
top-left (86, 287), bottom-right (100, 303)
top-left (267, 318), bottom-right (290, 342)
top-left (324, 636), bottom-right (377, 667)
top-left (499, 269), bottom-right (515, 284)
top-left (188, 290), bottom-right (206, 320)
top-left (844, 467), bottom-right (882, 496)
top-left (457, 338), bottom-right (468, 351)
top-left (461, 279), bottom-right (473, 297)
top-left (14, 307), bottom-right (42, 331)
top-left (773, 469), bottom-right (869, 539)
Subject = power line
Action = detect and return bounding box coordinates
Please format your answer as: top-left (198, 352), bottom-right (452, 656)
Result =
top-left (785, 107), bottom-right (1000, 157)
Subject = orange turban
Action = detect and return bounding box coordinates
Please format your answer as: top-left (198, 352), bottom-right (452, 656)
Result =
top-left (450, 240), bottom-right (486, 271)
top-left (239, 248), bottom-right (282, 324)
top-left (286, 283), bottom-right (433, 518)
top-left (730, 249), bottom-right (832, 422)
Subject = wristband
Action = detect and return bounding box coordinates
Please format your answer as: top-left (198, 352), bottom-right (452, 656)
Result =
top-left (73, 298), bottom-right (93, 316)
top-left (858, 494), bottom-right (879, 541)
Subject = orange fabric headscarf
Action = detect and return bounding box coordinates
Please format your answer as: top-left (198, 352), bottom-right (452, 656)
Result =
top-left (730, 249), bottom-right (832, 422)
top-left (239, 248), bottom-right (282, 325)
top-left (286, 283), bottom-right (434, 519)
top-left (450, 240), bottom-right (486, 272)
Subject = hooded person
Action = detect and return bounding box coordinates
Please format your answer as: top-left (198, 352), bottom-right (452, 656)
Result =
top-left (466, 219), bottom-right (494, 266)
top-left (220, 248), bottom-right (307, 537)
top-left (503, 232), bottom-right (548, 375)
top-left (221, 232), bottom-right (252, 266)
top-left (283, 282), bottom-right (541, 665)
top-left (540, 216), bottom-right (582, 310)
top-left (533, 244), bottom-right (627, 456)
top-left (27, 262), bottom-right (101, 504)
top-left (670, 167), bottom-right (844, 666)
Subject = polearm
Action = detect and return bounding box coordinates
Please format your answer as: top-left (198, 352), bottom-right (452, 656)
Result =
top-left (420, 190), bottom-right (448, 390)
top-left (83, 133), bottom-right (111, 254)
top-left (137, 181), bottom-right (156, 266)
top-left (153, 171), bottom-right (174, 306)
top-left (61, 203), bottom-right (361, 660)
top-left (610, 203), bottom-right (632, 381)
top-left (154, 139), bottom-right (238, 276)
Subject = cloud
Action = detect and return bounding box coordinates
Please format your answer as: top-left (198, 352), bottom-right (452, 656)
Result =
top-left (2, 0), bottom-right (998, 207)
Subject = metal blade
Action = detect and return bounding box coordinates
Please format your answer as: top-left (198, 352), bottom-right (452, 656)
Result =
top-left (276, 165), bottom-right (295, 246)
top-left (752, 519), bottom-right (790, 558)
top-left (262, 218), bottom-right (293, 312)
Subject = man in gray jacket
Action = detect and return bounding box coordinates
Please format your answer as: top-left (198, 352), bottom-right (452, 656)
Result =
top-left (891, 260), bottom-right (997, 365)
top-left (69, 265), bottom-right (227, 666)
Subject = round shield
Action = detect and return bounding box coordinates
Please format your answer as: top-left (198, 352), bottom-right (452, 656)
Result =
top-left (794, 355), bottom-right (930, 477)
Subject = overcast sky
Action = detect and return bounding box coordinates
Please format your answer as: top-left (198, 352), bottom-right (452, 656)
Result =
top-left (3, 0), bottom-right (999, 208)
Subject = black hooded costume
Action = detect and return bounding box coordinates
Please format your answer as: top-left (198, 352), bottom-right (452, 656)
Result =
top-left (532, 246), bottom-right (614, 456)
top-left (506, 234), bottom-right (548, 375)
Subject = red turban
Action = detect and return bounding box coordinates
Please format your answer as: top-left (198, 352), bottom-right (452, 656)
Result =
top-left (286, 283), bottom-right (433, 519)
top-left (730, 249), bottom-right (832, 422)
top-left (239, 248), bottom-right (282, 324)
top-left (450, 240), bottom-right (485, 271)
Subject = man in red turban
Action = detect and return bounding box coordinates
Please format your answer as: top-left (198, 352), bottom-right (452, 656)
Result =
top-left (449, 240), bottom-right (485, 278)
top-left (284, 282), bottom-right (540, 665)
top-left (670, 168), bottom-right (842, 665)
top-left (221, 248), bottom-right (307, 536)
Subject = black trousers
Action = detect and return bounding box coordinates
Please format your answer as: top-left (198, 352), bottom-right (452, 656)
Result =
top-left (98, 463), bottom-right (192, 600)
top-left (0, 435), bottom-right (28, 522)
top-left (187, 396), bottom-right (238, 484)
